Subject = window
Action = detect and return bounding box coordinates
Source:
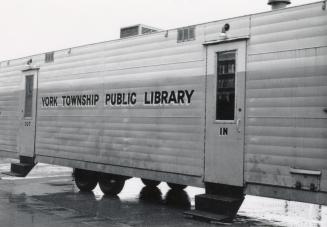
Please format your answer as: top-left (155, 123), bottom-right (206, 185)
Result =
top-left (45, 52), bottom-right (54, 63)
top-left (177, 26), bottom-right (195, 42)
top-left (24, 75), bottom-right (34, 118)
top-left (216, 51), bottom-right (236, 120)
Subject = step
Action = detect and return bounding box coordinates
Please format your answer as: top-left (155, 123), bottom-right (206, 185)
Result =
top-left (184, 210), bottom-right (231, 223)
top-left (195, 193), bottom-right (244, 218)
top-left (197, 193), bottom-right (242, 202)
top-left (19, 156), bottom-right (35, 164)
top-left (2, 171), bottom-right (27, 177)
top-left (9, 162), bottom-right (35, 177)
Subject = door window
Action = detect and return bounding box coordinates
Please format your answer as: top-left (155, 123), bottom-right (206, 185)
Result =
top-left (24, 75), bottom-right (34, 118)
top-left (216, 51), bottom-right (236, 120)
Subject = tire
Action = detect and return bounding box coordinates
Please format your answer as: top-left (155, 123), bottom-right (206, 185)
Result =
top-left (74, 168), bottom-right (98, 192)
top-left (141, 178), bottom-right (160, 187)
top-left (99, 173), bottom-right (125, 195)
top-left (167, 182), bottom-right (187, 190)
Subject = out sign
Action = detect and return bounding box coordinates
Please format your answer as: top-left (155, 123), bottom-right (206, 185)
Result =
top-left (219, 127), bottom-right (228, 136)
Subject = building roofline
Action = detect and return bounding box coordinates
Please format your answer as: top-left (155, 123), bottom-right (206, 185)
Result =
top-left (0, 1), bottom-right (323, 64)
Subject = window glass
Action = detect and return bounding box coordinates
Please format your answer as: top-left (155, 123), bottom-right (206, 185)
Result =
top-left (24, 75), bottom-right (34, 118)
top-left (216, 51), bottom-right (236, 120)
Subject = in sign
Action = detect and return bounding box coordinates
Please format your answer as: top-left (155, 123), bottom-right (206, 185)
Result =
top-left (219, 127), bottom-right (228, 136)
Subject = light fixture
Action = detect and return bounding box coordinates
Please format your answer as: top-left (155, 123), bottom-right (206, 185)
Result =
top-left (219, 23), bottom-right (230, 40)
top-left (26, 59), bottom-right (32, 65)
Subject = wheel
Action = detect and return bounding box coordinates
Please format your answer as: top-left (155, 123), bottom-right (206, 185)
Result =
top-left (98, 173), bottom-right (125, 195)
top-left (165, 188), bottom-right (191, 208)
top-left (139, 186), bottom-right (162, 203)
top-left (141, 178), bottom-right (160, 187)
top-left (167, 182), bottom-right (187, 190)
top-left (74, 168), bottom-right (98, 192)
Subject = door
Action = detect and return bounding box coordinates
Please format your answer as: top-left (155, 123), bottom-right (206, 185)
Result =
top-left (18, 68), bottom-right (39, 159)
top-left (205, 41), bottom-right (246, 187)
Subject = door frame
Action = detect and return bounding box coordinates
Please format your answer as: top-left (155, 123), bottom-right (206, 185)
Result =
top-left (18, 66), bottom-right (39, 160)
top-left (203, 39), bottom-right (247, 187)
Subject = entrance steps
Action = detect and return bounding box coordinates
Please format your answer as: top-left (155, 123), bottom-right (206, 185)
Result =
top-left (2, 156), bottom-right (36, 177)
top-left (184, 193), bottom-right (244, 223)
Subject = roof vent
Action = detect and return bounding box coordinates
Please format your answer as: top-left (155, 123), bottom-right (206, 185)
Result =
top-left (45, 52), bottom-right (54, 63)
top-left (268, 0), bottom-right (291, 10)
top-left (120, 24), bottom-right (162, 38)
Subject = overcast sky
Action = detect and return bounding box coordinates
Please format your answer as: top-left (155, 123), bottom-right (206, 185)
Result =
top-left (0, 0), bottom-right (317, 61)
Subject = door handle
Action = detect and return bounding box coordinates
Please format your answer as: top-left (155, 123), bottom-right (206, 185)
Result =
top-left (236, 119), bottom-right (241, 133)
top-left (324, 108), bottom-right (327, 114)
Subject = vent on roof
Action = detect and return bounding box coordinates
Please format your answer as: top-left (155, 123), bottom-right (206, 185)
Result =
top-left (45, 52), bottom-right (54, 63)
top-left (120, 24), bottom-right (161, 38)
top-left (177, 26), bottom-right (196, 42)
top-left (141, 27), bottom-right (158, 35)
top-left (120, 26), bottom-right (139, 38)
top-left (268, 0), bottom-right (291, 10)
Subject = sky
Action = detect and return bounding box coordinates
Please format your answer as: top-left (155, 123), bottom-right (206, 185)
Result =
top-left (0, 0), bottom-right (317, 61)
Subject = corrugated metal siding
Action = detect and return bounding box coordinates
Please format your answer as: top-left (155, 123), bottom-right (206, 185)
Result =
top-left (35, 29), bottom-right (206, 176)
top-left (0, 54), bottom-right (45, 156)
top-left (248, 3), bottom-right (327, 54)
top-left (245, 3), bottom-right (327, 189)
top-left (0, 62), bottom-right (21, 155)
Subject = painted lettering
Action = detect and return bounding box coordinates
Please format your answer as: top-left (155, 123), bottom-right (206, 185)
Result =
top-left (144, 92), bottom-right (151, 104)
top-left (105, 92), bottom-right (137, 106)
top-left (42, 96), bottom-right (58, 107)
top-left (185, 89), bottom-right (194, 104)
top-left (219, 127), bottom-right (228, 136)
top-left (168, 91), bottom-right (177, 104)
top-left (131, 92), bottom-right (137, 105)
top-left (177, 90), bottom-right (185, 104)
top-left (62, 94), bottom-right (98, 107)
top-left (41, 89), bottom-right (194, 109)
top-left (161, 91), bottom-right (168, 104)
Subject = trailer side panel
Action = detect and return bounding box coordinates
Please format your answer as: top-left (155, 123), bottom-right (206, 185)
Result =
top-left (245, 3), bottom-right (327, 192)
top-left (35, 29), bottom-right (206, 178)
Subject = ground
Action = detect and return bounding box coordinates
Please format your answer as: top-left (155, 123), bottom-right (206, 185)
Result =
top-left (0, 160), bottom-right (325, 227)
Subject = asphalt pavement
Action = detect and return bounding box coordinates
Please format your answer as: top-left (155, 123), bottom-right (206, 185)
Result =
top-left (0, 161), bottom-right (325, 227)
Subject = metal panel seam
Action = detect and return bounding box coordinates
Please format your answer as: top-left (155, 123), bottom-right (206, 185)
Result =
top-left (203, 45), bottom-right (208, 183)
